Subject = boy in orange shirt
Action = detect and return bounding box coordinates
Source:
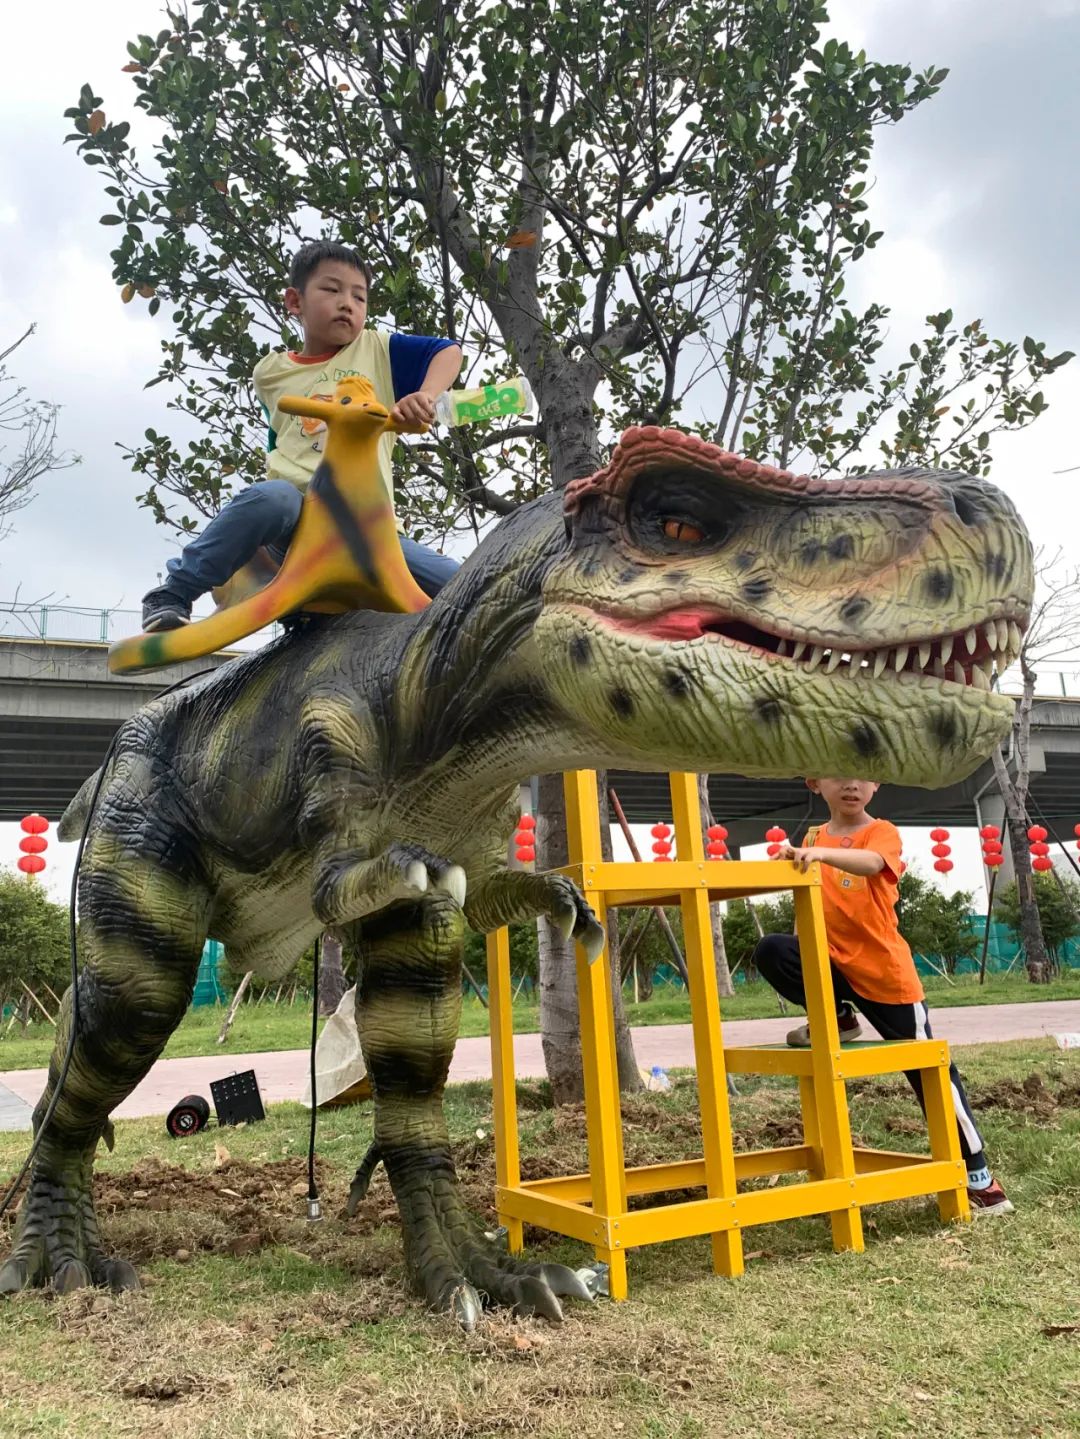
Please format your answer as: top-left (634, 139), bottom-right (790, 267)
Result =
top-left (753, 776), bottom-right (1012, 1215)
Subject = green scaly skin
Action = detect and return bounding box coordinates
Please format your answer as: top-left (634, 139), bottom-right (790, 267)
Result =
top-left (1, 428), bottom-right (1033, 1324)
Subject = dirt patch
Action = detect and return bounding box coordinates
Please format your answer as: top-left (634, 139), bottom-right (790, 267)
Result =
top-left (970, 1071), bottom-right (1080, 1120)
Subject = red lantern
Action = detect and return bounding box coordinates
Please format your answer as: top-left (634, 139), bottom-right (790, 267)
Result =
top-left (707, 840), bottom-right (729, 858)
top-left (1073, 823), bottom-right (1080, 839)
top-left (17, 855), bottom-right (45, 875)
top-left (707, 824), bottom-right (728, 841)
top-left (933, 858), bottom-right (954, 873)
top-left (931, 843), bottom-right (951, 858)
top-left (518, 814), bottom-right (536, 831)
top-left (1029, 841), bottom-right (1050, 858)
top-left (979, 825), bottom-right (1000, 841)
top-left (984, 853), bottom-right (1004, 868)
top-left (19, 835), bottom-right (48, 854)
top-left (1026, 825), bottom-right (1048, 843)
top-left (765, 826), bottom-right (787, 843)
top-left (19, 814), bottom-right (49, 835)
top-left (515, 846), bottom-right (536, 863)
top-left (981, 838), bottom-right (1003, 855)
top-left (1032, 856), bottom-right (1054, 873)
top-left (929, 827), bottom-right (949, 842)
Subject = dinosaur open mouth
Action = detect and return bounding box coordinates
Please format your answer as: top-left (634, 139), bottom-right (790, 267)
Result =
top-left (602, 606), bottom-right (1023, 692)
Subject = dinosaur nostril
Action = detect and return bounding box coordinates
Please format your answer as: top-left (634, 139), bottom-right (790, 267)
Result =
top-left (339, 396), bottom-right (353, 405)
top-left (952, 491), bottom-right (981, 526)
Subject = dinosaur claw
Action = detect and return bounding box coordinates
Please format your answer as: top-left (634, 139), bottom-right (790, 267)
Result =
top-left (512, 1274), bottom-right (564, 1323)
top-left (437, 865), bottom-right (467, 908)
top-left (580, 919), bottom-right (606, 963)
top-left (550, 901), bottom-right (577, 942)
top-left (532, 1262), bottom-right (595, 1302)
top-left (450, 1281), bottom-right (483, 1332)
top-left (97, 1258), bottom-right (141, 1293)
top-left (404, 860), bottom-right (429, 894)
top-left (0, 1256), bottom-right (30, 1295)
top-left (53, 1259), bottom-right (93, 1295)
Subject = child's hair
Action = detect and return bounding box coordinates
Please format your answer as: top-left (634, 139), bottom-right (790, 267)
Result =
top-left (289, 241), bottom-right (373, 293)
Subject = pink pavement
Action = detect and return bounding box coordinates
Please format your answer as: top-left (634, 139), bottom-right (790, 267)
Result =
top-left (2, 999), bottom-right (1077, 1122)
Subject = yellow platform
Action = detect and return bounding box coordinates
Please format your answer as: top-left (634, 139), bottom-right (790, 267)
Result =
top-left (485, 770), bottom-right (969, 1300)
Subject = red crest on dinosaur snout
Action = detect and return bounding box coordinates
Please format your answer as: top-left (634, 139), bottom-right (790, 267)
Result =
top-left (562, 425), bottom-right (944, 518)
top-left (562, 426), bottom-right (804, 518)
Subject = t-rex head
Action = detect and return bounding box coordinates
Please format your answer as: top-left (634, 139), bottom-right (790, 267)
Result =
top-left (532, 427), bottom-right (1033, 788)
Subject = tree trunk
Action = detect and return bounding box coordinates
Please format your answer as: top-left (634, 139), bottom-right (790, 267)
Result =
top-left (317, 931), bottom-right (349, 1016)
top-left (697, 774), bottom-right (735, 998)
top-left (536, 771), bottom-right (641, 1103)
top-left (1005, 811), bottom-right (1051, 983)
top-left (991, 738), bottom-right (1052, 984)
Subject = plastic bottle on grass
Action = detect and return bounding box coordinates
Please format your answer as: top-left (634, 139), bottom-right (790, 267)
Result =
top-left (646, 1065), bottom-right (671, 1093)
top-left (434, 376), bottom-right (535, 427)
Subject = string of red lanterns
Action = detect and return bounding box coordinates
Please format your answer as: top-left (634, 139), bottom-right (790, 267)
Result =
top-left (979, 825), bottom-right (1004, 869)
top-left (17, 813), bottom-right (49, 876)
top-left (1027, 824), bottom-right (1052, 873)
top-left (513, 813), bottom-right (536, 866)
top-left (651, 822), bottom-right (673, 862)
top-left (706, 824), bottom-right (728, 859)
top-left (929, 826), bottom-right (953, 874)
top-left (764, 825), bottom-right (787, 857)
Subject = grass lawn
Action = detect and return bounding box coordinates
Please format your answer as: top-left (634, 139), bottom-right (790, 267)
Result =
top-left (1, 969), bottom-right (1079, 1073)
top-left (0, 1039), bottom-right (1076, 1437)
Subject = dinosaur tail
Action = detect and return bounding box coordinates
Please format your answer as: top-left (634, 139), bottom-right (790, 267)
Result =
top-left (58, 769), bottom-right (104, 842)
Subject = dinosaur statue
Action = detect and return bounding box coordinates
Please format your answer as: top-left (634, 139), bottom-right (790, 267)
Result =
top-left (1, 425), bottom-right (1033, 1326)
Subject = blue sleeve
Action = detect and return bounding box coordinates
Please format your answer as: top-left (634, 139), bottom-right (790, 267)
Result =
top-left (389, 333), bottom-right (457, 401)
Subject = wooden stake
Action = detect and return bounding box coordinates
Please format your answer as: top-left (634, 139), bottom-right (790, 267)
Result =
top-left (217, 971), bottom-right (252, 1044)
top-left (18, 980), bottom-right (55, 1026)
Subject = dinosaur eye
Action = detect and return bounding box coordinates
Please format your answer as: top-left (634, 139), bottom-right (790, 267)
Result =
top-left (662, 518), bottom-right (704, 543)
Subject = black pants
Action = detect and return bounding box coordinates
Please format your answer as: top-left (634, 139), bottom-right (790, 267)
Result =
top-left (753, 933), bottom-right (986, 1169)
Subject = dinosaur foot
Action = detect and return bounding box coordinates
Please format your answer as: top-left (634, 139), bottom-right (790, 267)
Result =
top-left (0, 1154), bottom-right (139, 1296)
top-left (391, 1161), bottom-right (592, 1330)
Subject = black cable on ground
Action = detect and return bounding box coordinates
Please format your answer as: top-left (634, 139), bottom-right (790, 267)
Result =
top-left (306, 934), bottom-right (322, 1219)
top-left (0, 668), bottom-right (217, 1222)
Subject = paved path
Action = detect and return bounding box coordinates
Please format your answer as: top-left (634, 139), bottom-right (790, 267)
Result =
top-left (1, 1000), bottom-right (1077, 1128)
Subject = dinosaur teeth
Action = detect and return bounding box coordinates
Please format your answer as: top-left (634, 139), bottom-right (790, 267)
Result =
top-left (824, 648), bottom-right (844, 674)
top-left (984, 621), bottom-right (998, 652)
top-left (952, 661), bottom-right (967, 684)
top-left (964, 627), bottom-right (978, 655)
top-left (971, 664), bottom-right (991, 692)
top-left (996, 618), bottom-right (1010, 654)
top-left (893, 645), bottom-right (909, 672)
top-left (933, 660), bottom-right (946, 680)
top-left (792, 641), bottom-right (807, 660)
top-left (873, 650), bottom-right (887, 679)
top-left (918, 643), bottom-right (931, 671)
top-left (776, 639), bottom-right (789, 657)
top-left (1008, 620), bottom-right (1023, 661)
top-left (940, 634), bottom-right (954, 666)
top-left (805, 645), bottom-right (824, 673)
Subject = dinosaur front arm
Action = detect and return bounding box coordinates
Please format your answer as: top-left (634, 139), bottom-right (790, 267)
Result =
top-left (312, 841), bottom-right (466, 927)
top-left (464, 869), bottom-right (606, 961)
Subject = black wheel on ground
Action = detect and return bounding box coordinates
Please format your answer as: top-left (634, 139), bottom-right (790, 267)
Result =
top-left (166, 1094), bottom-right (210, 1138)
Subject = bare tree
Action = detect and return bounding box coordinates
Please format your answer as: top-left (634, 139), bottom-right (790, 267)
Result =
top-left (991, 551), bottom-right (1080, 982)
top-left (0, 327), bottom-right (78, 540)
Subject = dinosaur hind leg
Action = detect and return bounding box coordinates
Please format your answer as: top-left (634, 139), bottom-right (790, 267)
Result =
top-left (346, 894), bottom-right (591, 1329)
top-left (0, 850), bottom-right (210, 1295)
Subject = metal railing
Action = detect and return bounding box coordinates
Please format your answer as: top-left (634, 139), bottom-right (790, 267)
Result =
top-left (0, 603), bottom-right (280, 651)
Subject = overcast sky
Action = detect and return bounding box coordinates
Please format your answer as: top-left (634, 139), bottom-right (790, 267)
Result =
top-left (2, 0), bottom-right (1078, 904)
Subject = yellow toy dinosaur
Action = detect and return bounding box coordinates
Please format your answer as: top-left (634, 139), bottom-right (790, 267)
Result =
top-left (108, 375), bottom-right (430, 674)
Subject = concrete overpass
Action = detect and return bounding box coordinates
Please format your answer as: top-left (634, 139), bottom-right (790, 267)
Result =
top-left (3, 625), bottom-right (1080, 848)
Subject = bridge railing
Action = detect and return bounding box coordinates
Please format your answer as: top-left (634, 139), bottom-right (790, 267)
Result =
top-left (0, 602), bottom-right (281, 651)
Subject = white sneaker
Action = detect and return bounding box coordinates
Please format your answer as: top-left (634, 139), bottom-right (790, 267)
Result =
top-left (785, 1012), bottom-right (863, 1048)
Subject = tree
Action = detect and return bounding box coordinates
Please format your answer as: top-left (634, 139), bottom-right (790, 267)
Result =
top-left (67, 0), bottom-right (1070, 1098)
top-left (0, 873), bottom-right (71, 1017)
top-left (991, 554), bottom-right (1080, 982)
top-left (896, 868), bottom-right (978, 976)
top-left (996, 872), bottom-right (1080, 973)
top-left (0, 327), bottom-right (79, 542)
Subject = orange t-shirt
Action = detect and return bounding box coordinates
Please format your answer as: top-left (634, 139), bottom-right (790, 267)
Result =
top-left (809, 818), bottom-right (924, 1005)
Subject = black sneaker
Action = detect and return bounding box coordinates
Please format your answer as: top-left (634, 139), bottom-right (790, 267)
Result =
top-left (786, 1010), bottom-right (863, 1048)
top-left (141, 587), bottom-right (192, 633)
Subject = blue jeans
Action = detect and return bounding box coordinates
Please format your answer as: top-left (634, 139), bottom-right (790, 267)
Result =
top-left (164, 479), bottom-right (460, 601)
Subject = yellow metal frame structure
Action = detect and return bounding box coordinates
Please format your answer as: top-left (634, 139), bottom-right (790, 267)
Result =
top-left (485, 770), bottom-right (970, 1300)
